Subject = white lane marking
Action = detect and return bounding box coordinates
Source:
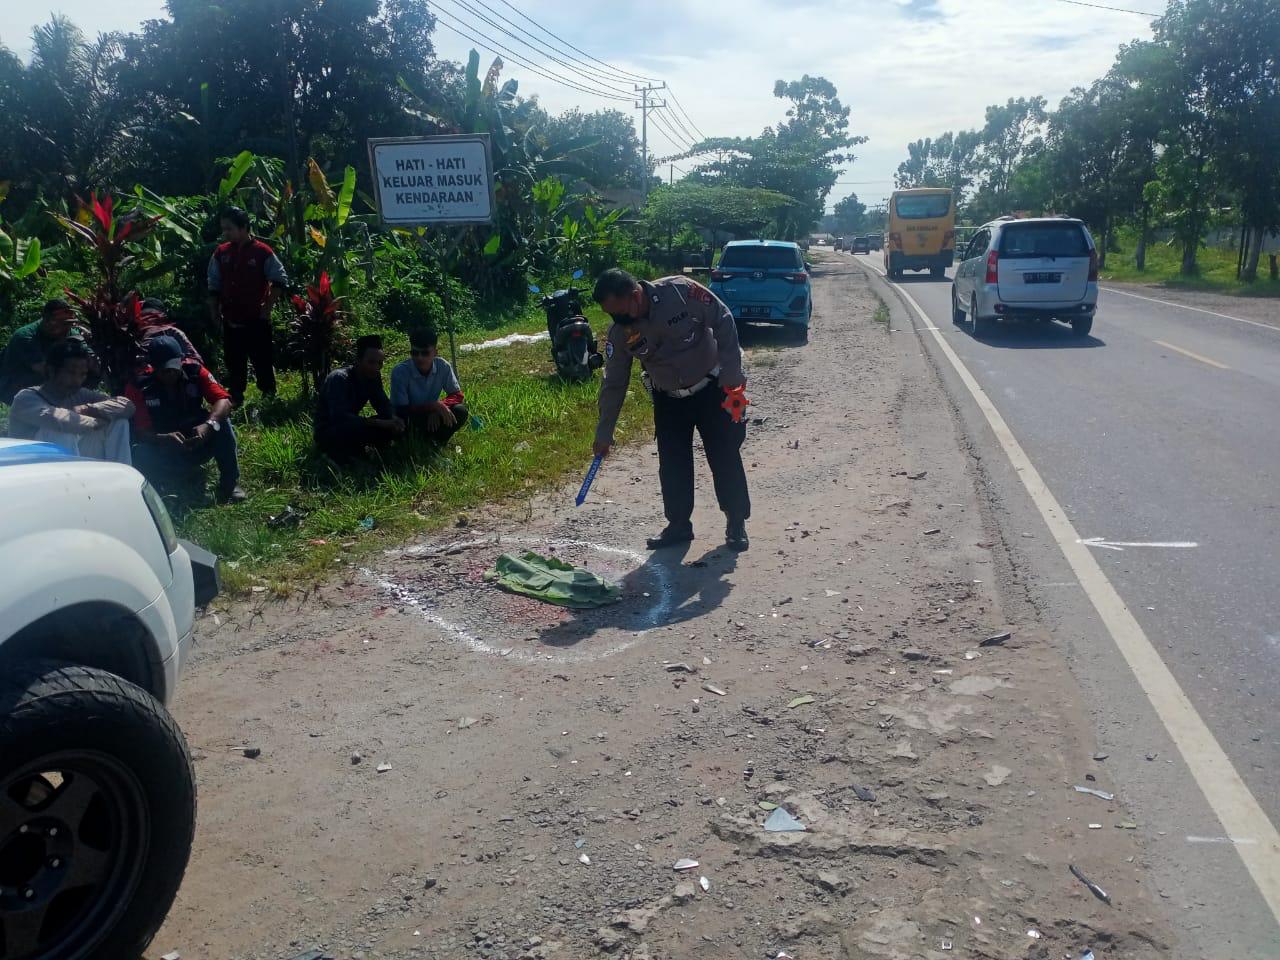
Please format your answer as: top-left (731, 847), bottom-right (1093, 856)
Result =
top-left (853, 258), bottom-right (1280, 923)
top-left (1188, 836), bottom-right (1260, 846)
top-left (1079, 537), bottom-right (1199, 552)
top-left (1152, 339), bottom-right (1232, 370)
top-left (364, 536), bottom-right (676, 663)
top-left (1103, 286), bottom-right (1279, 333)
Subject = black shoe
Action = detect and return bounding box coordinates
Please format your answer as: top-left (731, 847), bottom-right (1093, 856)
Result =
top-left (216, 484), bottom-right (248, 504)
top-left (726, 518), bottom-right (749, 552)
top-left (646, 523), bottom-right (694, 550)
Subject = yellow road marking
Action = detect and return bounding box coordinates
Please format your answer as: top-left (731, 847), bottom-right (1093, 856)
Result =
top-left (1153, 339), bottom-right (1231, 370)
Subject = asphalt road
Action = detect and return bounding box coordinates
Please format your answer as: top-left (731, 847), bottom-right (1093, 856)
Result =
top-left (849, 250), bottom-right (1280, 957)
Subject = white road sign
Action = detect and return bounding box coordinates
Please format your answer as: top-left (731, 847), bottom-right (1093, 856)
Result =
top-left (367, 134), bottom-right (495, 226)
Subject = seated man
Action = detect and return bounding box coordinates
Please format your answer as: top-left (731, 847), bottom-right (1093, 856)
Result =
top-left (125, 335), bottom-right (245, 503)
top-left (314, 334), bottom-right (405, 462)
top-left (389, 328), bottom-right (468, 443)
top-left (0, 298), bottom-right (97, 404)
top-left (8, 340), bottom-right (134, 463)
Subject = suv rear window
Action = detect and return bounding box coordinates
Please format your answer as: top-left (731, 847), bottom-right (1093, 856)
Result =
top-left (720, 246), bottom-right (802, 270)
top-left (894, 194), bottom-right (951, 219)
top-left (999, 223), bottom-right (1090, 259)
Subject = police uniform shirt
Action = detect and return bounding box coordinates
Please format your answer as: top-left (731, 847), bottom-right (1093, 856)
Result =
top-left (595, 277), bottom-right (745, 445)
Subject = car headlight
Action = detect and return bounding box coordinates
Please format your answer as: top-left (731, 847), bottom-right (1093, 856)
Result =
top-left (141, 480), bottom-right (179, 554)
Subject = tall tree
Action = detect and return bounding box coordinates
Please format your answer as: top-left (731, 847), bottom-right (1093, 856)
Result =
top-left (687, 75), bottom-right (864, 238)
top-left (2, 17), bottom-right (145, 204)
top-left (118, 0), bottom-right (441, 196)
top-left (974, 96), bottom-right (1047, 214)
top-left (831, 193), bottom-right (868, 235)
top-left (542, 108), bottom-right (642, 189)
top-left (1157, 0), bottom-right (1280, 279)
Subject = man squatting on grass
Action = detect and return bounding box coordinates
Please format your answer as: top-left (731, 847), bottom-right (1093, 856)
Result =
top-left (389, 327), bottom-right (468, 443)
top-left (314, 334), bottom-right (405, 462)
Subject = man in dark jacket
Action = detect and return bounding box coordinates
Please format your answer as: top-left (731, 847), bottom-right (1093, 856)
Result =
top-left (0, 299), bottom-right (97, 404)
top-left (208, 206), bottom-right (288, 406)
top-left (126, 335), bottom-right (245, 502)
top-left (315, 334), bottom-right (405, 463)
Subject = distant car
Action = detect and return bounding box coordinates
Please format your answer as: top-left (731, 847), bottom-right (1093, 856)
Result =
top-left (833, 237), bottom-right (845, 252)
top-left (0, 439), bottom-right (219, 960)
top-left (951, 216), bottom-right (1098, 338)
top-left (868, 233), bottom-right (884, 251)
top-left (851, 236), bottom-right (870, 254)
top-left (710, 240), bottom-right (813, 343)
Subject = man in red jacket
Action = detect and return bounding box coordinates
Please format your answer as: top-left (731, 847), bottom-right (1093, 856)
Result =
top-left (208, 206), bottom-right (288, 407)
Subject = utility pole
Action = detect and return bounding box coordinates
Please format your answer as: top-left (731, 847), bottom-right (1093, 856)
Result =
top-left (634, 82), bottom-right (666, 199)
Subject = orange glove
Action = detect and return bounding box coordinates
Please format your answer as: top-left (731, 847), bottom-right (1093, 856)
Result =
top-left (721, 384), bottom-right (748, 423)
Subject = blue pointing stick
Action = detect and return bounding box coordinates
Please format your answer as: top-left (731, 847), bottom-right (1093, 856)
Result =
top-left (575, 455), bottom-right (604, 507)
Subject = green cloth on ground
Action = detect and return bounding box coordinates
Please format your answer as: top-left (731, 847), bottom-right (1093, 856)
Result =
top-left (484, 551), bottom-right (621, 609)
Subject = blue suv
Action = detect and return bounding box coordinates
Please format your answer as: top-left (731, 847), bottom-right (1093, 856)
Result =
top-left (709, 240), bottom-right (813, 342)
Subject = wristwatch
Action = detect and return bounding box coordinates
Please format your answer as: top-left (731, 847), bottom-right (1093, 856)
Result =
top-left (205, 419), bottom-right (221, 432)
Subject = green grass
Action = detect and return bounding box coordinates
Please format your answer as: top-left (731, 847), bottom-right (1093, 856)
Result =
top-left (872, 296), bottom-right (891, 328)
top-left (171, 298), bottom-right (649, 594)
top-left (1099, 233), bottom-right (1280, 297)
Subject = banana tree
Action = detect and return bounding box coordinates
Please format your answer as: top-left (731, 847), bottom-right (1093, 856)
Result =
top-left (0, 184), bottom-right (42, 297)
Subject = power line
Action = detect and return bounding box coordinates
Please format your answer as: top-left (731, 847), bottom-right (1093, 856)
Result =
top-left (657, 105), bottom-right (699, 146)
top-left (648, 109), bottom-right (695, 153)
top-left (436, 0), bottom-right (635, 97)
top-left (429, 10), bottom-right (632, 102)
top-left (489, 0), bottom-right (656, 82)
top-left (666, 88), bottom-right (708, 143)
top-left (1048, 0), bottom-right (1160, 16)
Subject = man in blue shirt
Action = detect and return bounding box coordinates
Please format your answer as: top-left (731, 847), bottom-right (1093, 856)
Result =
top-left (389, 328), bottom-right (468, 444)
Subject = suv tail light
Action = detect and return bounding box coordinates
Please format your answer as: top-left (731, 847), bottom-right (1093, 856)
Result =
top-left (985, 250), bottom-right (999, 284)
top-left (782, 272), bottom-right (809, 283)
top-left (1088, 249), bottom-right (1099, 282)
top-left (889, 232), bottom-right (902, 250)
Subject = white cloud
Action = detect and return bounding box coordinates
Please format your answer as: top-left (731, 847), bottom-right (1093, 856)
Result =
top-left (5, 0), bottom-right (1157, 209)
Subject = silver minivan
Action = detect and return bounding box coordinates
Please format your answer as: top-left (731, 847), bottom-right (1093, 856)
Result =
top-left (951, 217), bottom-right (1099, 338)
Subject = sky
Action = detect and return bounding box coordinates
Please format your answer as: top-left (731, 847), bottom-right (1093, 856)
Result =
top-left (0, 0), bottom-right (1160, 211)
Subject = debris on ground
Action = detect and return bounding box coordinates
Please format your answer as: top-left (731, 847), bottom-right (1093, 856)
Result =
top-left (702, 682), bottom-right (728, 697)
top-left (787, 695), bottom-right (816, 708)
top-left (1070, 863), bottom-right (1113, 905)
top-left (241, 746), bottom-right (261, 759)
top-left (484, 551), bottom-right (621, 608)
top-left (980, 631), bottom-right (1012, 647)
top-left (1074, 785), bottom-right (1116, 801)
top-left (673, 858), bottom-right (699, 871)
top-left (763, 807), bottom-right (806, 832)
top-left (376, 762), bottom-right (392, 773)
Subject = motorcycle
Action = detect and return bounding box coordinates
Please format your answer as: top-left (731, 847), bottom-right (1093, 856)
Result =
top-left (530, 269), bottom-right (604, 383)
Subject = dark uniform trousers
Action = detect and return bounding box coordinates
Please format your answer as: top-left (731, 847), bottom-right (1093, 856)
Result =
top-left (224, 319), bottom-right (276, 405)
top-left (652, 379), bottom-right (750, 527)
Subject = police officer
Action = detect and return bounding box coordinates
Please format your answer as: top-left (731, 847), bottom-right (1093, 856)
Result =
top-left (592, 268), bottom-right (750, 552)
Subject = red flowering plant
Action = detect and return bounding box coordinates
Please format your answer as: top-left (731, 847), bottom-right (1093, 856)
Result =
top-left (52, 193), bottom-right (162, 391)
top-left (283, 272), bottom-right (351, 395)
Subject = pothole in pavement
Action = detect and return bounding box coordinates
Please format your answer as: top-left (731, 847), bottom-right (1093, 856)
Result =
top-left (364, 536), bottom-right (678, 663)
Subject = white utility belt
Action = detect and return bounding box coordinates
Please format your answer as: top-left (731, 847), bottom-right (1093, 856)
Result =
top-left (661, 365), bottom-right (721, 398)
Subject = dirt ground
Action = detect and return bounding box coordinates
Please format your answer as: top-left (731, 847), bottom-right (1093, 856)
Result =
top-left (152, 260), bottom-right (1176, 960)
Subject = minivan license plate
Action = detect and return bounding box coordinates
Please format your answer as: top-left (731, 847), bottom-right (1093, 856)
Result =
top-left (1024, 272), bottom-right (1061, 284)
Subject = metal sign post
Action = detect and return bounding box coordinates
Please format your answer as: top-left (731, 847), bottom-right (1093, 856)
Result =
top-left (367, 134), bottom-right (497, 370)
